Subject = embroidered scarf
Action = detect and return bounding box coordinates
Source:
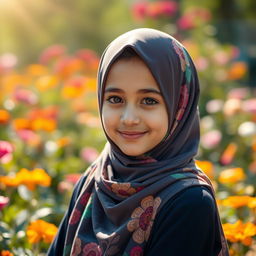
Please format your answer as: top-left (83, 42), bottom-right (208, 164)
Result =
top-left (63, 28), bottom-right (229, 256)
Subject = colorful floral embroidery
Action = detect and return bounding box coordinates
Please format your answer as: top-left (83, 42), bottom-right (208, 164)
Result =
top-left (111, 183), bottom-right (136, 198)
top-left (127, 196), bottom-right (161, 244)
top-left (82, 196), bottom-right (92, 219)
top-left (176, 84), bottom-right (189, 121)
top-left (71, 237), bottom-right (82, 256)
top-left (98, 232), bottom-right (120, 255)
top-left (80, 192), bottom-right (91, 206)
top-left (130, 246), bottom-right (143, 256)
top-left (83, 242), bottom-right (102, 256)
top-left (69, 209), bottom-right (81, 225)
top-left (172, 40), bottom-right (187, 72)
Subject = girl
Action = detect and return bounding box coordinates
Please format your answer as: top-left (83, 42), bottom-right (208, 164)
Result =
top-left (48, 28), bottom-right (229, 256)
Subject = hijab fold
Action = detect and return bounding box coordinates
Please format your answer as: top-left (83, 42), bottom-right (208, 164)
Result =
top-left (63, 28), bottom-right (229, 256)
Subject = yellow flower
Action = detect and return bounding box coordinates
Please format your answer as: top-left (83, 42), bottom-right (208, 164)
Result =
top-left (218, 167), bottom-right (246, 184)
top-left (26, 219), bottom-right (58, 244)
top-left (222, 196), bottom-right (254, 208)
top-left (223, 220), bottom-right (256, 246)
top-left (195, 160), bottom-right (214, 179)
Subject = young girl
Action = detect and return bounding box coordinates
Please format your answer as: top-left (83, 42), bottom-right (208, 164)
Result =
top-left (48, 28), bottom-right (229, 256)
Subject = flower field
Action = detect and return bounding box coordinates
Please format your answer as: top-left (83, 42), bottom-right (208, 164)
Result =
top-left (0, 1), bottom-right (256, 255)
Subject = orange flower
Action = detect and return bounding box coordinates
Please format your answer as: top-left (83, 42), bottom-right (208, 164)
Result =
top-left (223, 220), bottom-right (256, 246)
top-left (222, 196), bottom-right (254, 208)
top-left (195, 160), bottom-right (214, 179)
top-left (0, 175), bottom-right (20, 188)
top-left (228, 61), bottom-right (247, 80)
top-left (248, 198), bottom-right (256, 208)
top-left (56, 137), bottom-right (71, 147)
top-left (16, 168), bottom-right (51, 190)
top-left (12, 118), bottom-right (31, 130)
top-left (0, 168), bottom-right (51, 190)
top-left (0, 250), bottom-right (14, 256)
top-left (0, 110), bottom-right (10, 124)
top-left (218, 167), bottom-right (246, 184)
top-left (61, 77), bottom-right (87, 99)
top-left (26, 219), bottom-right (58, 244)
top-left (26, 64), bottom-right (49, 76)
top-left (220, 143), bottom-right (237, 165)
top-left (35, 75), bottom-right (59, 91)
top-left (31, 118), bottom-right (57, 132)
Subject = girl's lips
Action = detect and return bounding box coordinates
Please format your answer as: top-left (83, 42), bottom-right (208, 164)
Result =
top-left (118, 131), bottom-right (147, 139)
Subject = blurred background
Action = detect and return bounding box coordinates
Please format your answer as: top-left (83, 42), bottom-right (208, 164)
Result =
top-left (0, 0), bottom-right (256, 255)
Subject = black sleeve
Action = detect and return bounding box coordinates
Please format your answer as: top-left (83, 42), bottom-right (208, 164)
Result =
top-left (47, 175), bottom-right (86, 256)
top-left (145, 186), bottom-right (222, 256)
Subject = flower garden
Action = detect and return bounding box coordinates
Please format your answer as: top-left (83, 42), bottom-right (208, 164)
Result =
top-left (0, 1), bottom-right (255, 255)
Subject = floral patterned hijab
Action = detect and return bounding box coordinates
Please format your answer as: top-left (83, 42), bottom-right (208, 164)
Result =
top-left (63, 28), bottom-right (229, 256)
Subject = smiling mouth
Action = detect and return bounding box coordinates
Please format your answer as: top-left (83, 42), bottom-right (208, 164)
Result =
top-left (118, 131), bottom-right (148, 139)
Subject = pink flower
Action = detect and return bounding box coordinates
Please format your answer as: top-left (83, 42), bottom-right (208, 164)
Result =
top-left (206, 99), bottom-right (224, 113)
top-left (13, 89), bottom-right (38, 105)
top-left (177, 15), bottom-right (196, 30)
top-left (227, 87), bottom-right (249, 99)
top-left (158, 1), bottom-right (178, 16)
top-left (0, 53), bottom-right (17, 71)
top-left (201, 130), bottom-right (222, 149)
top-left (39, 45), bottom-right (66, 64)
top-left (83, 242), bottom-right (102, 256)
top-left (242, 99), bottom-right (256, 114)
top-left (58, 181), bottom-right (73, 193)
top-left (195, 57), bottom-right (209, 71)
top-left (132, 2), bottom-right (147, 20)
top-left (81, 147), bottom-right (99, 163)
top-left (130, 246), bottom-right (143, 256)
top-left (178, 7), bottom-right (211, 30)
top-left (16, 129), bottom-right (39, 143)
top-left (0, 140), bottom-right (14, 164)
top-left (65, 173), bottom-right (82, 185)
top-left (0, 196), bottom-right (9, 211)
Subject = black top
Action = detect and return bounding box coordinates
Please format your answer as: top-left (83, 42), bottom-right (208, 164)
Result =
top-left (48, 176), bottom-right (222, 256)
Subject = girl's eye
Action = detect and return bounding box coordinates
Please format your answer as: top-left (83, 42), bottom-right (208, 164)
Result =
top-left (106, 96), bottom-right (123, 104)
top-left (142, 97), bottom-right (158, 105)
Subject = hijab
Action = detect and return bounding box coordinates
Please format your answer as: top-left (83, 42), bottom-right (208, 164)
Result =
top-left (63, 28), bottom-right (229, 256)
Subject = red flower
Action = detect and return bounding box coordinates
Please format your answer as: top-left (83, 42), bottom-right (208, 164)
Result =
top-left (83, 242), bottom-right (102, 256)
top-left (130, 246), bottom-right (143, 256)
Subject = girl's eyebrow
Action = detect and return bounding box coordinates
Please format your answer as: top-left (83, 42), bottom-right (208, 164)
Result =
top-left (104, 87), bottom-right (161, 95)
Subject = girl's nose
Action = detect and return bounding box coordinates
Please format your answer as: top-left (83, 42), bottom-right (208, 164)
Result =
top-left (120, 105), bottom-right (140, 126)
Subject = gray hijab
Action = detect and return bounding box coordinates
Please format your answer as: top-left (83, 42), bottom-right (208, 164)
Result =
top-left (63, 28), bottom-right (229, 256)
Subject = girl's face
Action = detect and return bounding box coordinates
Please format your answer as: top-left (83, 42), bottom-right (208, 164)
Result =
top-left (102, 56), bottom-right (168, 157)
